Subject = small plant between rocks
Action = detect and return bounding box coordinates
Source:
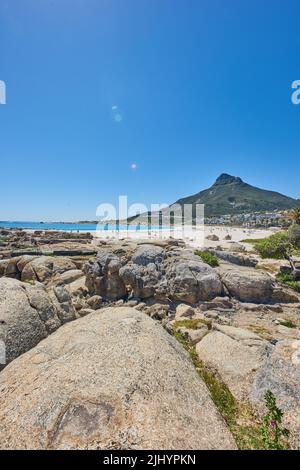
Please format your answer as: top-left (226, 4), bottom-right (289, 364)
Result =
top-left (248, 324), bottom-right (274, 341)
top-left (279, 319), bottom-right (297, 329)
top-left (174, 318), bottom-right (212, 330)
top-left (276, 272), bottom-right (300, 293)
top-left (260, 390), bottom-right (290, 450)
top-left (194, 250), bottom-right (219, 267)
top-left (240, 238), bottom-right (265, 244)
top-left (172, 327), bottom-right (265, 449)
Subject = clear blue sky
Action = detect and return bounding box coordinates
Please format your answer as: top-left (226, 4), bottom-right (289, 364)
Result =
top-left (0, 0), bottom-right (299, 221)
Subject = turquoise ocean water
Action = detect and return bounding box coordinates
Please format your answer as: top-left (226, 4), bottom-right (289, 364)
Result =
top-left (0, 221), bottom-right (165, 231)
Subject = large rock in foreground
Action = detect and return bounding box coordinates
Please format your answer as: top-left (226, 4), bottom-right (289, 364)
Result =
top-left (0, 307), bottom-right (236, 450)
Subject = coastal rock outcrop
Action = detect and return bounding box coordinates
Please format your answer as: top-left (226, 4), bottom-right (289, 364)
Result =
top-left (219, 264), bottom-right (299, 304)
top-left (219, 265), bottom-right (274, 303)
top-left (85, 246), bottom-right (223, 304)
top-left (163, 255), bottom-right (223, 303)
top-left (131, 244), bottom-right (165, 266)
top-left (0, 307), bottom-right (237, 450)
top-left (0, 255), bottom-right (78, 284)
top-left (84, 251), bottom-right (126, 300)
top-left (51, 269), bottom-right (84, 286)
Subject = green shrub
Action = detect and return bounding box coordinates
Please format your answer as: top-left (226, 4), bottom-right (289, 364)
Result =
top-left (194, 250), bottom-right (219, 267)
top-left (260, 390), bottom-right (290, 450)
top-left (276, 272), bottom-right (300, 293)
top-left (240, 238), bottom-right (264, 244)
top-left (277, 271), bottom-right (293, 283)
top-left (279, 320), bottom-right (296, 329)
top-left (255, 232), bottom-right (292, 259)
top-left (284, 281), bottom-right (300, 293)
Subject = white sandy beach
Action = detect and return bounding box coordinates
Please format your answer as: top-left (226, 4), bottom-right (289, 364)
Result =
top-left (89, 225), bottom-right (278, 250)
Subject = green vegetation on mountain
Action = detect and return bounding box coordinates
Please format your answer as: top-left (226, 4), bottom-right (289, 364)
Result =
top-left (175, 174), bottom-right (300, 217)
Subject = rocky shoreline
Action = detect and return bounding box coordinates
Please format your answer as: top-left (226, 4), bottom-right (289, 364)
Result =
top-left (0, 228), bottom-right (299, 449)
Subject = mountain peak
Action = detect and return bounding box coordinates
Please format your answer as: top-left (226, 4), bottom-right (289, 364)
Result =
top-left (214, 173), bottom-right (243, 185)
top-left (170, 172), bottom-right (300, 218)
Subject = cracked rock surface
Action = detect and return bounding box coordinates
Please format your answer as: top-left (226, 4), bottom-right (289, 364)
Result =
top-left (0, 277), bottom-right (76, 367)
top-left (0, 307), bottom-right (237, 450)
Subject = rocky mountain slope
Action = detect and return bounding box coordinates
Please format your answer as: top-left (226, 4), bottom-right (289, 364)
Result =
top-left (129, 173), bottom-right (299, 224)
top-left (175, 173), bottom-right (300, 216)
